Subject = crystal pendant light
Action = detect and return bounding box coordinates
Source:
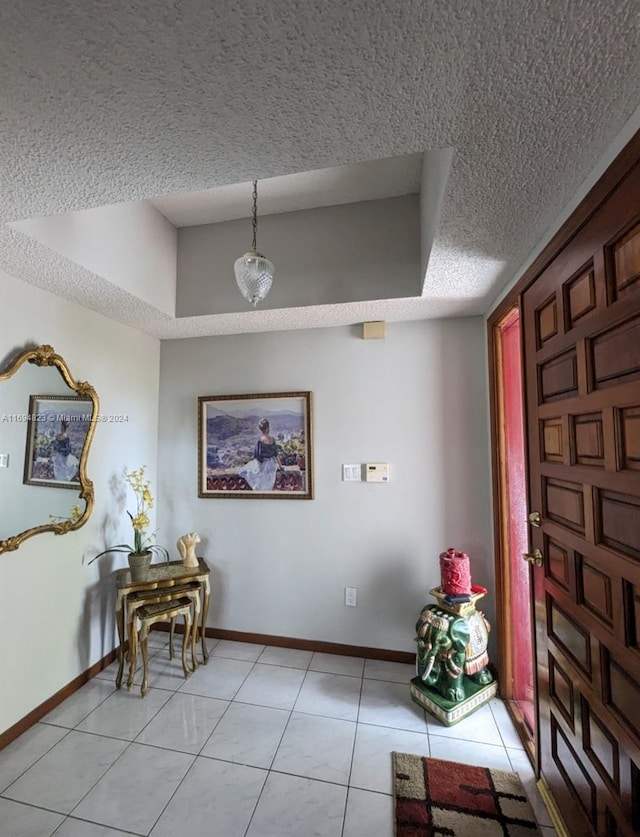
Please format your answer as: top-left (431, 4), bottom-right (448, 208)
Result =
top-left (234, 180), bottom-right (275, 306)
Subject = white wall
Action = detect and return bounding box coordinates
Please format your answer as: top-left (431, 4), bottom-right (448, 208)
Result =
top-left (0, 271), bottom-right (161, 735)
top-left (157, 319), bottom-right (494, 655)
top-left (11, 201), bottom-right (177, 316)
top-left (419, 148), bottom-right (454, 277)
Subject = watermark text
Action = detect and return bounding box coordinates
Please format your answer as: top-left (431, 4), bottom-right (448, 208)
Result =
top-left (1, 413), bottom-right (129, 423)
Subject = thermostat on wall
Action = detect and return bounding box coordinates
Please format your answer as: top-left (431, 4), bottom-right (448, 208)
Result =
top-left (365, 463), bottom-right (389, 482)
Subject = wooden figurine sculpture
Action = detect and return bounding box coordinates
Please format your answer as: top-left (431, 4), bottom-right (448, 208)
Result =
top-left (177, 532), bottom-right (200, 568)
top-left (410, 548), bottom-right (498, 725)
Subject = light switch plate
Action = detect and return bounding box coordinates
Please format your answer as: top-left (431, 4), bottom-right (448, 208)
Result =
top-left (0, 453), bottom-right (9, 468)
top-left (342, 464), bottom-right (361, 481)
top-left (345, 587), bottom-right (357, 606)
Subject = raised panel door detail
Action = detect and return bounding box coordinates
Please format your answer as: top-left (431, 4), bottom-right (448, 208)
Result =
top-left (612, 221), bottom-right (640, 298)
top-left (597, 489), bottom-right (640, 560)
top-left (548, 597), bottom-right (592, 676)
top-left (549, 651), bottom-right (575, 729)
top-left (591, 316), bottom-right (640, 389)
top-left (539, 350), bottom-right (578, 403)
top-left (616, 406), bottom-right (640, 472)
top-left (581, 697), bottom-right (620, 792)
top-left (605, 808), bottom-right (620, 836)
top-left (631, 761), bottom-right (640, 832)
top-left (565, 266), bottom-right (596, 329)
top-left (522, 138), bottom-right (640, 837)
top-left (551, 714), bottom-right (597, 822)
top-left (546, 535), bottom-right (571, 589)
top-left (572, 412), bottom-right (604, 468)
top-left (545, 477), bottom-right (585, 534)
top-left (623, 581), bottom-right (640, 653)
top-left (541, 417), bottom-right (564, 462)
top-left (537, 294), bottom-right (558, 347)
top-left (577, 554), bottom-right (614, 627)
top-left (606, 657), bottom-right (640, 743)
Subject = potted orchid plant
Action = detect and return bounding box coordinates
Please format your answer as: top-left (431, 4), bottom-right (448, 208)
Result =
top-left (89, 466), bottom-right (169, 577)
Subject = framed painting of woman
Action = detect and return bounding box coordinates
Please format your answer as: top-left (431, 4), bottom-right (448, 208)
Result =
top-left (198, 391), bottom-right (313, 500)
top-left (23, 395), bottom-right (93, 488)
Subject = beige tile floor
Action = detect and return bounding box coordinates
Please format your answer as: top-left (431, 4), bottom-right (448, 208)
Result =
top-left (0, 636), bottom-right (557, 836)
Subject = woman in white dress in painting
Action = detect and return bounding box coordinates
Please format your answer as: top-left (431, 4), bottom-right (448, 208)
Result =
top-left (52, 419), bottom-right (79, 482)
top-left (239, 418), bottom-right (280, 491)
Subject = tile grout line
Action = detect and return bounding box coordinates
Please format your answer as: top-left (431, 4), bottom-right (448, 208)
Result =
top-left (241, 654), bottom-right (313, 837)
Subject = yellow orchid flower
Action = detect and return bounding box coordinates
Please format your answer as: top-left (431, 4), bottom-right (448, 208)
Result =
top-left (89, 465), bottom-right (169, 564)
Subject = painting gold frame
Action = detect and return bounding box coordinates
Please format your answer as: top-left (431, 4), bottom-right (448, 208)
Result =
top-left (198, 391), bottom-right (313, 499)
top-left (23, 394), bottom-right (94, 489)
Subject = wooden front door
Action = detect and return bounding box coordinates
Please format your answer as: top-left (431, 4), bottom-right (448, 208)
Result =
top-left (522, 156), bottom-right (640, 834)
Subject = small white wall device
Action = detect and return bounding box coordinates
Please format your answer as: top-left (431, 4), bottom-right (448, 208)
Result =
top-left (364, 463), bottom-right (389, 482)
top-left (342, 464), bottom-right (362, 481)
top-left (362, 321), bottom-right (386, 340)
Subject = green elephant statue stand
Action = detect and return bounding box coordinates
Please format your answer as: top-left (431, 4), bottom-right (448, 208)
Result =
top-left (414, 603), bottom-right (494, 702)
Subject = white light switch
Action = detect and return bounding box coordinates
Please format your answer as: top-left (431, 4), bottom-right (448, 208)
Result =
top-left (342, 464), bottom-right (361, 481)
top-left (0, 453), bottom-right (9, 468)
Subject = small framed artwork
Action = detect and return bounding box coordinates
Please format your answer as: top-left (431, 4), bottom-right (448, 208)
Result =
top-left (24, 395), bottom-right (93, 489)
top-left (198, 391), bottom-right (313, 499)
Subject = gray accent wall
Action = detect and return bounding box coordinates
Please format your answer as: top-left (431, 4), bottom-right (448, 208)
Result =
top-left (157, 319), bottom-right (494, 655)
top-left (175, 196), bottom-right (421, 315)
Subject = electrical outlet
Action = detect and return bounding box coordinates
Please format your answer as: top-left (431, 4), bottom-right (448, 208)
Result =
top-left (345, 587), bottom-right (357, 607)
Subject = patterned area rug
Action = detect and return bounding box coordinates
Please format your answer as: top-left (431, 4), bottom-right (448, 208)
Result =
top-left (393, 752), bottom-right (541, 835)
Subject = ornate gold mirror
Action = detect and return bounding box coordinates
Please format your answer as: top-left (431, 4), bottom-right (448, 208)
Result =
top-left (0, 344), bottom-right (99, 554)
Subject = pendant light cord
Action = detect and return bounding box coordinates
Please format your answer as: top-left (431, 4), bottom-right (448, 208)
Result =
top-left (252, 180), bottom-right (258, 251)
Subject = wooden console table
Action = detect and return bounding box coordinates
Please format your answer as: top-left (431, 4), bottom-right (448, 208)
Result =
top-left (114, 558), bottom-right (210, 688)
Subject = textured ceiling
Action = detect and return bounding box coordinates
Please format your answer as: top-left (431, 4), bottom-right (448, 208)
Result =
top-left (1, 0), bottom-right (640, 338)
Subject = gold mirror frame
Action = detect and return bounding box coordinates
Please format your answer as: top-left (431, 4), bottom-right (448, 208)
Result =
top-left (0, 344), bottom-right (99, 554)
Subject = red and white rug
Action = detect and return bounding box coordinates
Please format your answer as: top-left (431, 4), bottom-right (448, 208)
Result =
top-left (393, 752), bottom-right (541, 835)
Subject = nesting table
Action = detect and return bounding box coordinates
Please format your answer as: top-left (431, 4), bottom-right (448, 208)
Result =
top-left (113, 558), bottom-right (211, 689)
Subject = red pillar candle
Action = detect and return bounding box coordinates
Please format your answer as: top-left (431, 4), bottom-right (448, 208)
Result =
top-left (439, 548), bottom-right (472, 596)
